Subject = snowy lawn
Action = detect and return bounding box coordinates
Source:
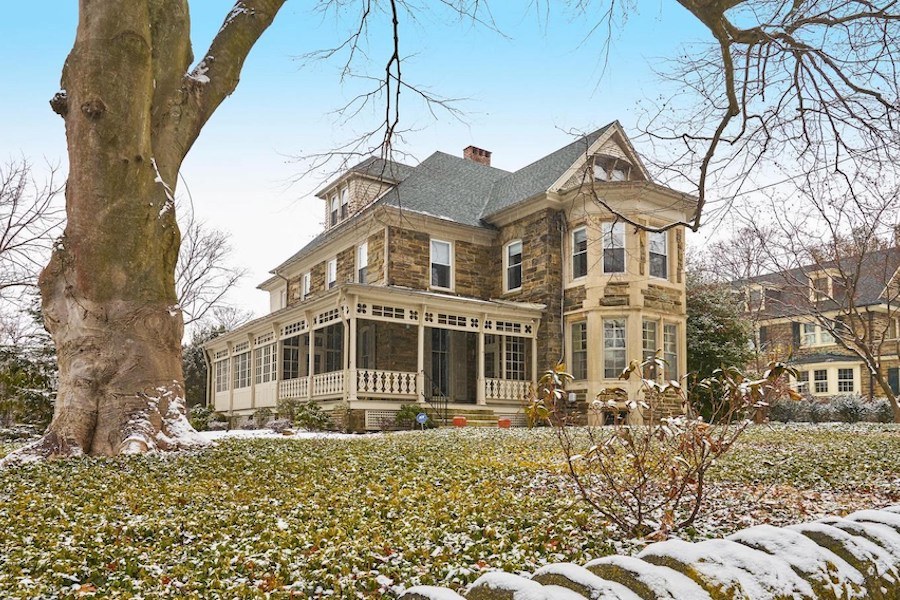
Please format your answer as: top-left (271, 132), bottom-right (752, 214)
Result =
top-left (0, 423), bottom-right (897, 598)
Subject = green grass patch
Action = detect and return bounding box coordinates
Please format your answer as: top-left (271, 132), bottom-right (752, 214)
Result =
top-left (0, 424), bottom-right (897, 598)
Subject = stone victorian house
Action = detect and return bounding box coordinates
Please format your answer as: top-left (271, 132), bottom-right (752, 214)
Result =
top-left (739, 247), bottom-right (900, 399)
top-left (204, 122), bottom-right (695, 430)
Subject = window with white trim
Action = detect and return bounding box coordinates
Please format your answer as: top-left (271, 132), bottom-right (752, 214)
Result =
top-left (810, 275), bottom-right (831, 302)
top-left (340, 187), bottom-right (349, 220)
top-left (254, 344), bottom-right (276, 384)
top-left (642, 320), bottom-right (658, 379)
top-left (602, 222), bottom-right (625, 274)
top-left (796, 370), bottom-right (809, 391)
top-left (302, 272), bottom-right (311, 299)
top-left (282, 336), bottom-right (302, 380)
top-left (329, 196), bottom-right (338, 226)
top-left (649, 230), bottom-right (668, 279)
top-left (837, 368), bottom-right (855, 393)
top-left (663, 323), bottom-right (678, 381)
top-left (814, 369), bottom-right (828, 394)
top-left (232, 351), bottom-right (250, 389)
top-left (505, 240), bottom-right (523, 291)
top-left (430, 239), bottom-right (452, 289)
top-left (504, 336), bottom-right (526, 381)
top-left (327, 258), bottom-right (337, 289)
top-left (214, 360), bottom-right (229, 393)
top-left (802, 323), bottom-right (835, 347)
top-left (357, 242), bottom-right (368, 284)
top-left (572, 227), bottom-right (588, 279)
top-left (571, 322), bottom-right (587, 380)
top-left (603, 318), bottom-right (626, 378)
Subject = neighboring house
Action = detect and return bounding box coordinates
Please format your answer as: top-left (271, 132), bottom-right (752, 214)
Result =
top-left (737, 247), bottom-right (900, 399)
top-left (204, 122), bottom-right (696, 430)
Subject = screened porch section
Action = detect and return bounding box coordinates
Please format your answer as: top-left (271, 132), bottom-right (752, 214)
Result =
top-left (210, 285), bottom-right (544, 413)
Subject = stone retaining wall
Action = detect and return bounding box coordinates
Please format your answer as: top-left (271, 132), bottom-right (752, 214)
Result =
top-left (400, 505), bottom-right (900, 599)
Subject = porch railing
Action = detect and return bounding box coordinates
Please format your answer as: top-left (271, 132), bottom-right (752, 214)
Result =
top-left (278, 377), bottom-right (309, 400)
top-left (312, 371), bottom-right (344, 397)
top-left (357, 369), bottom-right (418, 397)
top-left (485, 378), bottom-right (531, 402)
top-left (420, 370), bottom-right (449, 426)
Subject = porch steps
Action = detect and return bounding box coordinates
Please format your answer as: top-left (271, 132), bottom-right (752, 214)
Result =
top-left (428, 407), bottom-right (500, 428)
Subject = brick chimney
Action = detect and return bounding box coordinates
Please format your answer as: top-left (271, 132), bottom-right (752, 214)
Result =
top-left (463, 145), bottom-right (492, 166)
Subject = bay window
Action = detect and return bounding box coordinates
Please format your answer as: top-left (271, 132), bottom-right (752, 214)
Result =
top-left (572, 227), bottom-right (588, 279)
top-left (602, 222), bottom-right (625, 273)
top-left (603, 318), bottom-right (626, 378)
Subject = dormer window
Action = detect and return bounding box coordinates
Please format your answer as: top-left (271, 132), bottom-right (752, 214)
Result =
top-left (330, 196), bottom-right (339, 226)
top-left (809, 274), bottom-right (832, 302)
top-left (340, 188), bottom-right (349, 219)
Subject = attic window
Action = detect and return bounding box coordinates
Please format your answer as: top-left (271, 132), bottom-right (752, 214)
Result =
top-left (592, 156), bottom-right (630, 182)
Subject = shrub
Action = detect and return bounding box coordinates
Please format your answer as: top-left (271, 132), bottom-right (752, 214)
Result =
top-left (394, 404), bottom-right (434, 430)
top-left (277, 397), bottom-right (304, 422)
top-left (533, 358), bottom-right (795, 537)
top-left (295, 401), bottom-right (334, 432)
top-left (809, 400), bottom-right (836, 423)
top-left (254, 407), bottom-right (274, 428)
top-left (770, 398), bottom-right (801, 423)
top-left (833, 395), bottom-right (866, 423)
top-left (865, 398), bottom-right (894, 423)
top-left (265, 418), bottom-right (293, 433)
top-left (189, 404), bottom-right (214, 431)
top-left (206, 421), bottom-right (228, 431)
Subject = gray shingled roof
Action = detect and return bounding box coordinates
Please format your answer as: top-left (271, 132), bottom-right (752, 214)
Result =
top-left (348, 156), bottom-right (416, 182)
top-left (481, 122), bottom-right (615, 217)
top-left (378, 151), bottom-right (510, 227)
top-left (268, 125), bottom-right (618, 276)
top-left (738, 247), bottom-right (900, 317)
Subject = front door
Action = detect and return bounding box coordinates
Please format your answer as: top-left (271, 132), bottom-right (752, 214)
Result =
top-left (431, 328), bottom-right (450, 396)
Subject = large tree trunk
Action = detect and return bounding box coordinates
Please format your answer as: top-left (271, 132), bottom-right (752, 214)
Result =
top-left (2, 0), bottom-right (286, 462)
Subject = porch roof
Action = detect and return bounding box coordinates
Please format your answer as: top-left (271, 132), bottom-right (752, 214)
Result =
top-left (204, 284), bottom-right (546, 353)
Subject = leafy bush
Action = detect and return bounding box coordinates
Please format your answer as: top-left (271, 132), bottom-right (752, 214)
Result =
top-left (809, 400), bottom-right (836, 423)
top-left (833, 395), bottom-right (866, 423)
top-left (277, 397), bottom-right (304, 422)
top-left (294, 401), bottom-right (334, 431)
top-left (188, 404), bottom-right (214, 431)
top-left (253, 407), bottom-right (274, 428)
top-left (394, 404), bottom-right (433, 430)
top-left (532, 358), bottom-right (795, 537)
top-left (865, 398), bottom-right (894, 423)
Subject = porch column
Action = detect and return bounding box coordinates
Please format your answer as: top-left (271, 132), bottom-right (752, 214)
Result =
top-left (531, 334), bottom-right (538, 389)
top-left (306, 312), bottom-right (315, 401)
top-left (248, 333), bottom-right (257, 410)
top-left (416, 305), bottom-right (426, 403)
top-left (476, 316), bottom-right (486, 405)
top-left (272, 323), bottom-right (282, 386)
top-left (227, 341), bottom-right (234, 416)
top-left (348, 311), bottom-right (358, 402)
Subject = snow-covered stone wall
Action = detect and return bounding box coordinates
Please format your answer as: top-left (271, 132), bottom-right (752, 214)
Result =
top-left (400, 505), bottom-right (900, 600)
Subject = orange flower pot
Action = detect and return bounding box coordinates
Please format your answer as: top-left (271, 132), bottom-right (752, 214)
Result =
top-left (452, 416), bottom-right (467, 428)
top-left (497, 418), bottom-right (511, 429)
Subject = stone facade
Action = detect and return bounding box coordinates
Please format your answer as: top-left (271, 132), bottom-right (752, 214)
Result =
top-left (367, 231), bottom-right (385, 285)
top-left (495, 208), bottom-right (564, 370)
top-left (642, 283), bottom-right (683, 312)
top-left (336, 246), bottom-right (356, 287)
top-left (455, 239), bottom-right (494, 300)
top-left (387, 227), bottom-right (431, 289)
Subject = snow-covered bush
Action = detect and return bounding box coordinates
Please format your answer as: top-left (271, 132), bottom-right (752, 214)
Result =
top-left (265, 418), bottom-right (292, 433)
top-left (809, 400), bottom-right (836, 423)
top-left (864, 398), bottom-right (894, 423)
top-left (294, 401), bottom-right (334, 431)
top-left (833, 394), bottom-right (866, 423)
top-left (188, 404), bottom-right (213, 431)
top-left (206, 420), bottom-right (228, 431)
top-left (253, 407), bottom-right (274, 428)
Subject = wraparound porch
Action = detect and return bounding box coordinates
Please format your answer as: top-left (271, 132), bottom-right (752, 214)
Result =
top-left (206, 284), bottom-right (545, 426)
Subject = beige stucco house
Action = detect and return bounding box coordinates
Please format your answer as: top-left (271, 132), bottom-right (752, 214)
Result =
top-left (204, 122), bottom-right (696, 430)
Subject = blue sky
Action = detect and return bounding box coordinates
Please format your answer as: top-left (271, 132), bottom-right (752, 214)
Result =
top-left (0, 1), bottom-right (708, 316)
